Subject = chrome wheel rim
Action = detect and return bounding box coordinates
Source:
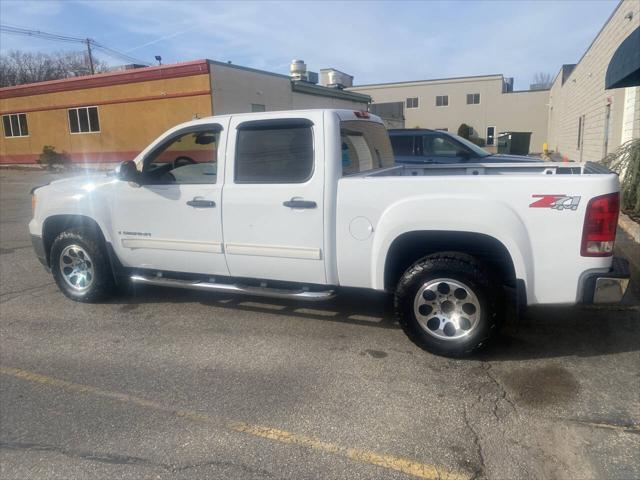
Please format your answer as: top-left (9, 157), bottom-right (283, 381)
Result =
top-left (413, 278), bottom-right (481, 341)
top-left (59, 244), bottom-right (94, 292)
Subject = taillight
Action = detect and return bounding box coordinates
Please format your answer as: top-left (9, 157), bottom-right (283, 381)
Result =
top-left (581, 192), bottom-right (619, 257)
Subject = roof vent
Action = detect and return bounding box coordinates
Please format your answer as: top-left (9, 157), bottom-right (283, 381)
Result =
top-left (320, 68), bottom-right (353, 89)
top-left (290, 59), bottom-right (307, 80)
top-left (289, 59), bottom-right (318, 84)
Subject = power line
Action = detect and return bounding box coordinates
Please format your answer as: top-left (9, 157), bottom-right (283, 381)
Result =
top-left (0, 24), bottom-right (152, 67)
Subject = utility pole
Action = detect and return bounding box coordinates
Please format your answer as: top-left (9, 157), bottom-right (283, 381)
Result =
top-left (85, 38), bottom-right (95, 75)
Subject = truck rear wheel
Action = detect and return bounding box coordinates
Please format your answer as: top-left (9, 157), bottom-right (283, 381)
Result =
top-left (51, 228), bottom-right (115, 303)
top-left (394, 253), bottom-right (501, 357)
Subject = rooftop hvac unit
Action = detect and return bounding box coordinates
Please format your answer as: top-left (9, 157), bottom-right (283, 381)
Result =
top-left (319, 68), bottom-right (353, 89)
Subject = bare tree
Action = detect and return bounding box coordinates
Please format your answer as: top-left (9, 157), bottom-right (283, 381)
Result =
top-left (0, 50), bottom-right (110, 87)
top-left (531, 72), bottom-right (553, 90)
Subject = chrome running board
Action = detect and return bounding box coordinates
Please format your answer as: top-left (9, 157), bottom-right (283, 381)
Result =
top-left (130, 275), bottom-right (336, 301)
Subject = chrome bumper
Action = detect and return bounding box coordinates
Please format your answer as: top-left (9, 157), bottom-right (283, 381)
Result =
top-left (583, 257), bottom-right (630, 304)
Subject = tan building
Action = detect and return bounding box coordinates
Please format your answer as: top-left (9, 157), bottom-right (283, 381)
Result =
top-left (547, 0), bottom-right (640, 162)
top-left (349, 74), bottom-right (550, 153)
top-left (0, 59), bottom-right (369, 164)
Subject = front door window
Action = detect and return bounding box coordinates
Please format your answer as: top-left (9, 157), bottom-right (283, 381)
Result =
top-left (143, 129), bottom-right (220, 184)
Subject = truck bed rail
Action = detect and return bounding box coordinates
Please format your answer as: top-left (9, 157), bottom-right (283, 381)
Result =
top-left (358, 161), bottom-right (613, 178)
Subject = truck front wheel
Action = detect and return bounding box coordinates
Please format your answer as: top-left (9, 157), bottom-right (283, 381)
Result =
top-left (394, 253), bottom-right (502, 357)
top-left (51, 228), bottom-right (115, 303)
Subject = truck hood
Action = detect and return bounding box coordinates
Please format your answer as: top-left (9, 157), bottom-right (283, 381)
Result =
top-left (38, 172), bottom-right (116, 194)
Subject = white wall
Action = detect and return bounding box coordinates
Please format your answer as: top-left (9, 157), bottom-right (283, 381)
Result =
top-left (546, 0), bottom-right (640, 161)
top-left (350, 75), bottom-right (549, 153)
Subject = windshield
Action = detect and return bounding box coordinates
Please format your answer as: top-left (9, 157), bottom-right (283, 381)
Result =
top-left (340, 120), bottom-right (395, 175)
top-left (448, 132), bottom-right (491, 157)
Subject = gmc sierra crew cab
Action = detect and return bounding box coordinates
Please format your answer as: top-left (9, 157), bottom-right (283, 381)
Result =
top-left (29, 109), bottom-right (630, 356)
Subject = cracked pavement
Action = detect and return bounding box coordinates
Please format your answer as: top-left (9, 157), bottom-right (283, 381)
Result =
top-left (1, 169), bottom-right (639, 479)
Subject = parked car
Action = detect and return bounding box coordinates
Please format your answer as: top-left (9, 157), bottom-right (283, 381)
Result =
top-left (389, 128), bottom-right (543, 164)
top-left (30, 110), bottom-right (628, 357)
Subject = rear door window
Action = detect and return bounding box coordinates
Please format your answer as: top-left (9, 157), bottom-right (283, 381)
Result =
top-left (390, 135), bottom-right (415, 156)
top-left (235, 120), bottom-right (314, 183)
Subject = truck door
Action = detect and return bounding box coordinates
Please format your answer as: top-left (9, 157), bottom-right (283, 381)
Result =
top-left (109, 120), bottom-right (230, 276)
top-left (222, 114), bottom-right (326, 285)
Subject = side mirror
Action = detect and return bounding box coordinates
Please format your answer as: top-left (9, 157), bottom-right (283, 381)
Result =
top-left (116, 160), bottom-right (138, 183)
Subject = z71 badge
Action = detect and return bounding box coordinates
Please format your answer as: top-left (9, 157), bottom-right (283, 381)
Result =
top-left (530, 194), bottom-right (581, 211)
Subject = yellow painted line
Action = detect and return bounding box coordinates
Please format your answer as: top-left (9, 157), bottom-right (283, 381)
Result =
top-left (0, 366), bottom-right (469, 480)
top-left (230, 422), bottom-right (467, 480)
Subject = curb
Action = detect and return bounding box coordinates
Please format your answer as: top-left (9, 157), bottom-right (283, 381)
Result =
top-left (619, 213), bottom-right (640, 244)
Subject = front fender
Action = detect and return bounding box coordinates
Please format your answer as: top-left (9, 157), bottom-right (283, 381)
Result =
top-left (34, 177), bottom-right (116, 245)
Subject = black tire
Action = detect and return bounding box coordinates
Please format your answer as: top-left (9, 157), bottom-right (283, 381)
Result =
top-left (50, 228), bottom-right (115, 303)
top-left (394, 252), bottom-right (502, 357)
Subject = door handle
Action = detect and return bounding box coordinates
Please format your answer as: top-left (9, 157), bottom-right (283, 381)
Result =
top-left (186, 198), bottom-right (216, 208)
top-left (283, 199), bottom-right (317, 209)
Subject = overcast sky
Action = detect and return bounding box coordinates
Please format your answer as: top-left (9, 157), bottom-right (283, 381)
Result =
top-left (0, 0), bottom-right (619, 90)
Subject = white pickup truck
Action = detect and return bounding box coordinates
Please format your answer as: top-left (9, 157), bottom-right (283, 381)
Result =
top-left (29, 109), bottom-right (629, 356)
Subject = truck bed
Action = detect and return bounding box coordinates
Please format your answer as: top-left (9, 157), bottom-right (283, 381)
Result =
top-left (336, 161), bottom-right (619, 304)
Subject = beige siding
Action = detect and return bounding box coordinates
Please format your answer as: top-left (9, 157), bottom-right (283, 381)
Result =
top-left (351, 75), bottom-right (549, 153)
top-left (547, 0), bottom-right (640, 161)
top-left (209, 62), bottom-right (367, 115)
top-left (495, 90), bottom-right (550, 153)
top-left (209, 63), bottom-right (292, 114)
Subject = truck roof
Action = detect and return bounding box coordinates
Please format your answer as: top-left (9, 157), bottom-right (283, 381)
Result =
top-left (388, 128), bottom-right (437, 135)
top-left (174, 109), bottom-right (383, 130)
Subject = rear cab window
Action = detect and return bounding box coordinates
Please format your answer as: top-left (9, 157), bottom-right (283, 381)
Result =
top-left (340, 120), bottom-right (395, 175)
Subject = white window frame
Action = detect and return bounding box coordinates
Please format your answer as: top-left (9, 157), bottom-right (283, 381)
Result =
top-left (435, 95), bottom-right (448, 107)
top-left (406, 97), bottom-right (419, 109)
top-left (486, 126), bottom-right (496, 146)
top-left (466, 93), bottom-right (481, 105)
top-left (68, 106), bottom-right (101, 134)
top-left (2, 113), bottom-right (29, 138)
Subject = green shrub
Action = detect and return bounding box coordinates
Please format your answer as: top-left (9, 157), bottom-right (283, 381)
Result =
top-left (457, 123), bottom-right (471, 139)
top-left (469, 137), bottom-right (486, 147)
top-left (36, 145), bottom-right (70, 169)
top-left (602, 139), bottom-right (640, 217)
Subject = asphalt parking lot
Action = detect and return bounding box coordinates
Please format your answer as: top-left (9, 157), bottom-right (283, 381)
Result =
top-left (1, 169), bottom-right (639, 480)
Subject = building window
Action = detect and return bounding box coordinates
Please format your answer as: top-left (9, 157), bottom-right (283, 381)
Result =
top-left (603, 104), bottom-right (611, 156)
top-left (486, 126), bottom-right (495, 146)
top-left (406, 97), bottom-right (419, 109)
top-left (2, 113), bottom-right (28, 137)
top-left (466, 93), bottom-right (480, 105)
top-left (251, 103), bottom-right (266, 112)
top-left (435, 95), bottom-right (448, 107)
top-left (235, 120), bottom-right (313, 183)
top-left (68, 107), bottom-right (100, 134)
top-left (577, 115), bottom-right (583, 150)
